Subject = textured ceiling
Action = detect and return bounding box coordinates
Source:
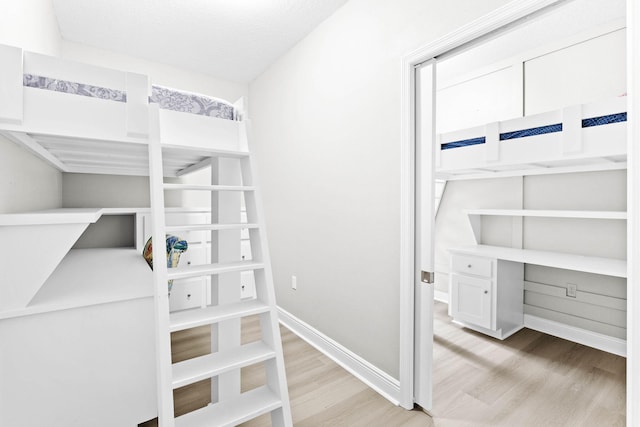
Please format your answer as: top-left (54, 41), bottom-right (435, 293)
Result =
top-left (52, 0), bottom-right (349, 83)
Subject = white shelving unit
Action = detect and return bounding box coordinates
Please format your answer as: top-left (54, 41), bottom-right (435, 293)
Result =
top-left (449, 208), bottom-right (627, 355)
top-left (465, 208), bottom-right (627, 247)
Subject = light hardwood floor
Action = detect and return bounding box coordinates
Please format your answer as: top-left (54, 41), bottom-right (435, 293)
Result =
top-left (141, 301), bottom-right (625, 426)
top-left (430, 301), bottom-right (625, 426)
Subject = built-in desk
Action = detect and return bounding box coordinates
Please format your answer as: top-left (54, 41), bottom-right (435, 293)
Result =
top-left (449, 209), bottom-right (627, 356)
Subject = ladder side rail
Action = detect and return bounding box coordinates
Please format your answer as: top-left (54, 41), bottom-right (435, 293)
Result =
top-left (148, 105), bottom-right (176, 427)
top-left (209, 156), bottom-right (243, 404)
top-left (239, 120), bottom-right (293, 426)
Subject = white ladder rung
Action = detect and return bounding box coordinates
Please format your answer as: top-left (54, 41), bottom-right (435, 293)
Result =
top-left (174, 385), bottom-right (282, 427)
top-left (167, 261), bottom-right (264, 281)
top-left (169, 300), bottom-right (271, 332)
top-left (165, 223), bottom-right (259, 233)
top-left (162, 144), bottom-right (250, 159)
top-left (172, 341), bottom-right (276, 389)
top-left (163, 183), bottom-right (255, 191)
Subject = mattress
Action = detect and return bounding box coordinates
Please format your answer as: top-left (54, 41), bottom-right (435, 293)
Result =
top-left (22, 73), bottom-right (236, 120)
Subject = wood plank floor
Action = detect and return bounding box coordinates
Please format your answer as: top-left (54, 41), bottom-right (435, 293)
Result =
top-left (430, 301), bottom-right (625, 426)
top-left (141, 301), bottom-right (625, 426)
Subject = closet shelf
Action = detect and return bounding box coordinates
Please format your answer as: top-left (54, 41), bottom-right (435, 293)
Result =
top-left (464, 209), bottom-right (627, 219)
top-left (0, 208), bottom-right (103, 225)
top-left (450, 245), bottom-right (627, 278)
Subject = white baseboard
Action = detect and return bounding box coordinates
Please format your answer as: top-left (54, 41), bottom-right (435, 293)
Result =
top-left (524, 314), bottom-right (627, 357)
top-left (434, 290), bottom-right (449, 304)
top-left (277, 306), bottom-right (401, 405)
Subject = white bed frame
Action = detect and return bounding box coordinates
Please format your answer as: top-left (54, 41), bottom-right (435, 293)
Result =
top-left (436, 96), bottom-right (627, 180)
top-left (0, 44), bottom-right (247, 426)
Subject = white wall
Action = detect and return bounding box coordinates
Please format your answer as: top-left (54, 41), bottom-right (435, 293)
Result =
top-left (0, 137), bottom-right (63, 213)
top-left (62, 41), bottom-right (247, 103)
top-left (249, 0), bottom-right (511, 379)
top-left (0, 0), bottom-right (62, 56)
top-left (0, 0), bottom-right (64, 214)
top-left (525, 28), bottom-right (626, 114)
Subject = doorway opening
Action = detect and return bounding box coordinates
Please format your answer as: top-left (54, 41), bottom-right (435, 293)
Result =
top-left (406, 0), bottom-right (633, 424)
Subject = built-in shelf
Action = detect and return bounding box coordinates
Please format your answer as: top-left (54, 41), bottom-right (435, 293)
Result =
top-left (0, 208), bottom-right (103, 226)
top-left (451, 244), bottom-right (627, 278)
top-left (0, 208), bottom-right (155, 314)
top-left (464, 209), bottom-right (627, 220)
top-left (0, 248), bottom-right (153, 320)
top-left (465, 209), bottom-right (627, 244)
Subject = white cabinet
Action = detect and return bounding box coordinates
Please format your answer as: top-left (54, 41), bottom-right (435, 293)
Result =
top-left (451, 274), bottom-right (492, 329)
top-left (139, 210), bottom-right (211, 311)
top-left (450, 250), bottom-right (524, 339)
top-left (240, 238), bottom-right (256, 299)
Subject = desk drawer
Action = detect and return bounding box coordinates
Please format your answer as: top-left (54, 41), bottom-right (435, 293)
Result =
top-left (452, 254), bottom-right (493, 278)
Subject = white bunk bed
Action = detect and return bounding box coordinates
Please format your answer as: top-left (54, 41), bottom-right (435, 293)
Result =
top-left (436, 96), bottom-right (627, 179)
top-left (438, 96), bottom-right (628, 356)
top-left (0, 45), bottom-right (289, 427)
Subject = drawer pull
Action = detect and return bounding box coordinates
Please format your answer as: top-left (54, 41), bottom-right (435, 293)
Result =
top-left (467, 264), bottom-right (472, 268)
top-left (484, 290), bottom-right (488, 294)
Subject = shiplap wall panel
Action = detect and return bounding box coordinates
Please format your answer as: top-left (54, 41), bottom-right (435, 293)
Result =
top-left (525, 305), bottom-right (626, 339)
top-left (525, 291), bottom-right (626, 327)
top-left (525, 281), bottom-right (626, 311)
top-left (525, 265), bottom-right (626, 299)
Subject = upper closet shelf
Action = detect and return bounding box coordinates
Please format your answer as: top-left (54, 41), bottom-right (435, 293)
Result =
top-left (437, 96), bottom-right (627, 179)
top-left (0, 44), bottom-right (247, 177)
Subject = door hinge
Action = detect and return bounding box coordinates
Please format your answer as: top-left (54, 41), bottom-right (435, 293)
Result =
top-left (421, 271), bottom-right (435, 284)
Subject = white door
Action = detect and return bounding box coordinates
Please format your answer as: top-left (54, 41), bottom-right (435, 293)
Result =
top-left (451, 274), bottom-right (492, 329)
top-left (413, 60), bottom-right (436, 410)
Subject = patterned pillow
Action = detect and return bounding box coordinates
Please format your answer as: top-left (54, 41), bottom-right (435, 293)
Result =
top-left (142, 235), bottom-right (188, 292)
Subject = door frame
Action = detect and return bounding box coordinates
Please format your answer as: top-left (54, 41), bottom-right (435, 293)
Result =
top-left (399, 2), bottom-right (638, 424)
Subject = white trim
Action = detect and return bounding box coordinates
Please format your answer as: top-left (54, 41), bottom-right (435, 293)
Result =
top-left (627, 0), bottom-right (639, 424)
top-left (276, 306), bottom-right (401, 405)
top-left (434, 290), bottom-right (449, 305)
top-left (524, 314), bottom-right (626, 357)
top-left (440, 161), bottom-right (628, 181)
top-left (400, 0), bottom-right (566, 410)
top-left (399, 27), bottom-right (417, 410)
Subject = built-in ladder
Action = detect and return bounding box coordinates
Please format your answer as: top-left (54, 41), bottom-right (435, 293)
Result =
top-left (148, 113), bottom-right (292, 427)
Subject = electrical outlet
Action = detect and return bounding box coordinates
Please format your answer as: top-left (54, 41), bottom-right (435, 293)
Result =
top-left (567, 283), bottom-right (577, 298)
top-left (292, 275), bottom-right (297, 290)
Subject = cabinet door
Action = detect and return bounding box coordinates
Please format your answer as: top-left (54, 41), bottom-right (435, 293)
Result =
top-left (451, 273), bottom-right (493, 330)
